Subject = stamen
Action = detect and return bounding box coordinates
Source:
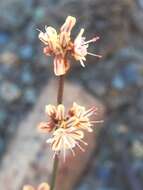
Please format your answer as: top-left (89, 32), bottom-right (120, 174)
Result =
top-left (63, 142), bottom-right (66, 162)
top-left (45, 25), bottom-right (48, 31)
top-left (36, 28), bottom-right (42, 32)
top-left (84, 37), bottom-right (100, 45)
top-left (87, 52), bottom-right (102, 58)
top-left (83, 107), bottom-right (97, 117)
top-left (53, 152), bottom-right (58, 159)
top-left (79, 139), bottom-right (88, 146)
top-left (80, 60), bottom-right (86, 67)
top-left (64, 137), bottom-right (75, 156)
top-left (90, 120), bottom-right (104, 124)
top-left (75, 142), bottom-right (85, 152)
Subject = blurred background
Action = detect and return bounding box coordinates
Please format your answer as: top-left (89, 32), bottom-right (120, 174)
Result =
top-left (0, 0), bottom-right (143, 189)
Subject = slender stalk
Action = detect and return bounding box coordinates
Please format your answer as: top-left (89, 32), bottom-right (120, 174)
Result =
top-left (57, 75), bottom-right (64, 104)
top-left (50, 75), bottom-right (65, 190)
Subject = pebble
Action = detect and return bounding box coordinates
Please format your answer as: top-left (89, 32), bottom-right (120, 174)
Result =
top-left (0, 32), bottom-right (10, 45)
top-left (19, 45), bottom-right (33, 60)
top-left (122, 64), bottom-right (139, 85)
top-left (23, 88), bottom-right (37, 104)
top-left (112, 64), bottom-right (140, 90)
top-left (0, 51), bottom-right (18, 65)
top-left (34, 7), bottom-right (46, 22)
top-left (0, 81), bottom-right (21, 102)
top-left (98, 167), bottom-right (111, 180)
top-left (21, 69), bottom-right (34, 84)
top-left (132, 140), bottom-right (143, 159)
top-left (112, 74), bottom-right (125, 90)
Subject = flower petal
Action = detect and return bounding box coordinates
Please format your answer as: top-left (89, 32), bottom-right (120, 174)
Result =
top-left (38, 183), bottom-right (50, 190)
top-left (60, 16), bottom-right (76, 34)
top-left (38, 32), bottom-right (49, 45)
top-left (48, 127), bottom-right (84, 153)
top-left (23, 185), bottom-right (35, 190)
top-left (54, 56), bottom-right (70, 76)
top-left (43, 46), bottom-right (51, 56)
top-left (45, 104), bottom-right (56, 117)
top-left (59, 31), bottom-right (70, 48)
top-left (56, 104), bottom-right (65, 120)
top-left (38, 122), bottom-right (54, 133)
top-left (45, 26), bottom-right (57, 37)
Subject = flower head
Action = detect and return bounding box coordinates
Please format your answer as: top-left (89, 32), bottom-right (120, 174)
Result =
top-left (46, 127), bottom-right (87, 160)
top-left (38, 16), bottom-right (76, 76)
top-left (38, 16), bottom-right (101, 76)
top-left (23, 183), bottom-right (50, 190)
top-left (73, 29), bottom-right (102, 67)
top-left (38, 102), bottom-right (102, 159)
top-left (68, 102), bottom-right (98, 132)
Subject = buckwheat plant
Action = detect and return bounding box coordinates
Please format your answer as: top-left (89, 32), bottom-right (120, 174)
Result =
top-left (23, 16), bottom-right (102, 190)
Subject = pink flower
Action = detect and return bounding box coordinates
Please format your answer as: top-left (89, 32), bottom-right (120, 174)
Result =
top-left (38, 103), bottom-right (102, 158)
top-left (73, 29), bottom-right (102, 67)
top-left (38, 16), bottom-right (101, 76)
top-left (38, 16), bottom-right (76, 76)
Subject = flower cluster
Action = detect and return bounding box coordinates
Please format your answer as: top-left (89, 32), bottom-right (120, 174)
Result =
top-left (38, 102), bottom-right (101, 159)
top-left (23, 183), bottom-right (50, 190)
top-left (38, 16), bottom-right (101, 76)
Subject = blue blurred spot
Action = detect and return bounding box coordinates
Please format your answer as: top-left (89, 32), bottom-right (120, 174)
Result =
top-left (97, 166), bottom-right (111, 182)
top-left (0, 32), bottom-right (10, 45)
top-left (19, 45), bottom-right (33, 60)
top-left (112, 74), bottom-right (125, 90)
top-left (122, 64), bottom-right (139, 84)
top-left (21, 70), bottom-right (33, 84)
top-left (24, 88), bottom-right (37, 104)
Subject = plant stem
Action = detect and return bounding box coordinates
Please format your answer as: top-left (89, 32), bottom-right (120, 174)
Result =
top-left (57, 75), bottom-right (64, 104)
top-left (50, 75), bottom-right (65, 190)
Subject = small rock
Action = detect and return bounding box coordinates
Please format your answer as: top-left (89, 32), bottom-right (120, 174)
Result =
top-left (122, 64), bottom-right (140, 85)
top-left (0, 51), bottom-right (18, 65)
top-left (23, 88), bottom-right (37, 104)
top-left (97, 165), bottom-right (112, 182)
top-left (132, 140), bottom-right (143, 159)
top-left (19, 44), bottom-right (33, 60)
top-left (33, 7), bottom-right (46, 22)
top-left (0, 81), bottom-right (21, 102)
top-left (0, 32), bottom-right (10, 45)
top-left (112, 74), bottom-right (125, 90)
top-left (21, 69), bottom-right (34, 84)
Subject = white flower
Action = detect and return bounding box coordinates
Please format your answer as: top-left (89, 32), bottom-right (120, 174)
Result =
top-left (46, 127), bottom-right (87, 160)
top-left (73, 28), bottom-right (101, 67)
